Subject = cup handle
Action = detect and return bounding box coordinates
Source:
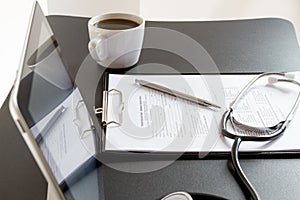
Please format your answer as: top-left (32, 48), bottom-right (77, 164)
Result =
top-left (88, 36), bottom-right (108, 62)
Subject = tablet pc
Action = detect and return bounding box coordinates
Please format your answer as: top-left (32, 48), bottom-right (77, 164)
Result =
top-left (9, 2), bottom-right (98, 199)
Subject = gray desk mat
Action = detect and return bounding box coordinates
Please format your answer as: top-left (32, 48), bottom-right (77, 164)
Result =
top-left (2, 16), bottom-right (298, 200)
top-left (46, 16), bottom-right (300, 200)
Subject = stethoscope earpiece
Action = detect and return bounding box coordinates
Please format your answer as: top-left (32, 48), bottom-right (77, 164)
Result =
top-left (161, 191), bottom-right (228, 200)
top-left (161, 191), bottom-right (193, 200)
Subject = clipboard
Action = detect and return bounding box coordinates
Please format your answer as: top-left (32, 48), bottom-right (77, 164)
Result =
top-left (92, 72), bottom-right (224, 157)
top-left (91, 72), bottom-right (300, 159)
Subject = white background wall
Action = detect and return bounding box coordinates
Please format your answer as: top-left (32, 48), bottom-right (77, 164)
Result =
top-left (0, 0), bottom-right (36, 106)
top-left (1, 0), bottom-right (300, 108)
top-left (47, 0), bottom-right (140, 16)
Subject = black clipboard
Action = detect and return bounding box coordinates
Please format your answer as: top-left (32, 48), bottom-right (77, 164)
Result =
top-left (91, 72), bottom-right (300, 160)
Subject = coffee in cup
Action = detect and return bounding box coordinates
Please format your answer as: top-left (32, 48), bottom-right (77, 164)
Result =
top-left (93, 18), bottom-right (140, 30)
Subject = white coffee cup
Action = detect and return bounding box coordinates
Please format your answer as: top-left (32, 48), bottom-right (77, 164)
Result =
top-left (88, 13), bottom-right (145, 68)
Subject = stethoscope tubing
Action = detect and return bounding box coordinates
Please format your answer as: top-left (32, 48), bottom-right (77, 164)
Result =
top-left (232, 137), bottom-right (260, 200)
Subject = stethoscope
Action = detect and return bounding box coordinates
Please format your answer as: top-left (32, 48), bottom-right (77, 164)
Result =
top-left (221, 72), bottom-right (300, 200)
top-left (161, 72), bottom-right (300, 200)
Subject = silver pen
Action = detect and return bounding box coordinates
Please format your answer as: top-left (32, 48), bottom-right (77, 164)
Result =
top-left (135, 79), bottom-right (221, 109)
top-left (36, 106), bottom-right (67, 144)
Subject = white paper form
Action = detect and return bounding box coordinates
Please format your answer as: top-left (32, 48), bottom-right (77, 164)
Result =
top-left (105, 73), bottom-right (300, 153)
top-left (30, 88), bottom-right (95, 183)
top-left (106, 74), bottom-right (225, 152)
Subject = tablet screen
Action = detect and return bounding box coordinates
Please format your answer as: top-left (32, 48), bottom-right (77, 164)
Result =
top-left (12, 2), bottom-right (98, 196)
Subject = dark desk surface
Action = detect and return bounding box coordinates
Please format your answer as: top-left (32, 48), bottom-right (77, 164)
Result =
top-left (1, 15), bottom-right (300, 200)
top-left (0, 96), bottom-right (47, 200)
top-left (48, 15), bottom-right (300, 200)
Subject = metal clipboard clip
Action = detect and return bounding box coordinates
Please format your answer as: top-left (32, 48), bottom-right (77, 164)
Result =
top-left (94, 89), bottom-right (124, 127)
